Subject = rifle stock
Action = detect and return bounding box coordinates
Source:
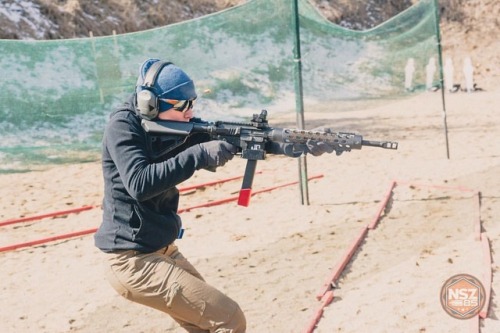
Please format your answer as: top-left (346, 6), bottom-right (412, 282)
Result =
top-left (142, 110), bottom-right (398, 206)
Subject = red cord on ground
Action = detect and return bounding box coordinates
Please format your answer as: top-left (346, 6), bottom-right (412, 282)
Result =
top-left (0, 175), bottom-right (324, 252)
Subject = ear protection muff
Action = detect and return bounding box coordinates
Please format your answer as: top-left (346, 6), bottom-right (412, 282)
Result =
top-left (136, 61), bottom-right (172, 119)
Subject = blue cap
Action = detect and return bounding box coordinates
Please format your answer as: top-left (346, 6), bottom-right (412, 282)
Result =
top-left (136, 58), bottom-right (197, 112)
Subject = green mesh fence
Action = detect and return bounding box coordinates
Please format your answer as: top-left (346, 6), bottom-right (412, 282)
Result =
top-left (0, 0), bottom-right (439, 173)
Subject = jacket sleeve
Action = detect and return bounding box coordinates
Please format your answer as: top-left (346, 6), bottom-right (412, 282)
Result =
top-left (104, 112), bottom-right (208, 201)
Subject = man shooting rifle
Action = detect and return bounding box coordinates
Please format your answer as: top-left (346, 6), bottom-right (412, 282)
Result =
top-left (94, 58), bottom-right (397, 333)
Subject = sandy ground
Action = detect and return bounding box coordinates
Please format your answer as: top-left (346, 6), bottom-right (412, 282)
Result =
top-left (1, 87), bottom-right (499, 333)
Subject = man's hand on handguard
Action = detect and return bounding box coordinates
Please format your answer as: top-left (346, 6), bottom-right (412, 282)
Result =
top-left (199, 140), bottom-right (237, 169)
top-left (305, 140), bottom-right (335, 156)
top-left (305, 127), bottom-right (341, 156)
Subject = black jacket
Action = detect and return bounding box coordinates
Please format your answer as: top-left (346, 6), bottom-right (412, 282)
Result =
top-left (94, 95), bottom-right (211, 253)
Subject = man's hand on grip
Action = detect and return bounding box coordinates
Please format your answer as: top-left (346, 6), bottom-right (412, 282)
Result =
top-left (199, 141), bottom-right (237, 169)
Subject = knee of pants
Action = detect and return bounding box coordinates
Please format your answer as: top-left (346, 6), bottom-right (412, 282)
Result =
top-left (224, 304), bottom-right (246, 333)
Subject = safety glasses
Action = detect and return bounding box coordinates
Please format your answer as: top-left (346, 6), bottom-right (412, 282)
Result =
top-left (162, 98), bottom-right (196, 113)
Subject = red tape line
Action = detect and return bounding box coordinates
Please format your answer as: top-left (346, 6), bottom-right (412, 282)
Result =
top-left (473, 192), bottom-right (482, 241)
top-left (0, 228), bottom-right (98, 252)
top-left (179, 174), bottom-right (324, 212)
top-left (394, 180), bottom-right (476, 193)
top-left (0, 174), bottom-right (262, 228)
top-left (469, 314), bottom-right (480, 333)
top-left (0, 174), bottom-right (324, 252)
top-left (303, 290), bottom-right (334, 333)
top-left (178, 172), bottom-right (262, 192)
top-left (306, 180), bottom-right (488, 332)
top-left (479, 232), bottom-right (492, 319)
top-left (316, 225), bottom-right (368, 300)
top-left (368, 180), bottom-right (396, 229)
top-left (0, 205), bottom-right (96, 227)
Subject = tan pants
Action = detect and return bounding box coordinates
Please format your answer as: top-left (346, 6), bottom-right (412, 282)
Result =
top-left (104, 244), bottom-right (246, 333)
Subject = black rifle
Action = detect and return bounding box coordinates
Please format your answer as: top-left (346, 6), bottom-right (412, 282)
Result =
top-left (142, 110), bottom-right (398, 206)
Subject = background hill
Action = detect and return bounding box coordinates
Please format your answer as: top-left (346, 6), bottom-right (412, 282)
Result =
top-left (0, 0), bottom-right (498, 86)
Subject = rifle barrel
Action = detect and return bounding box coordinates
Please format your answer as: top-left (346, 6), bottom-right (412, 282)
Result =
top-left (361, 140), bottom-right (398, 150)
